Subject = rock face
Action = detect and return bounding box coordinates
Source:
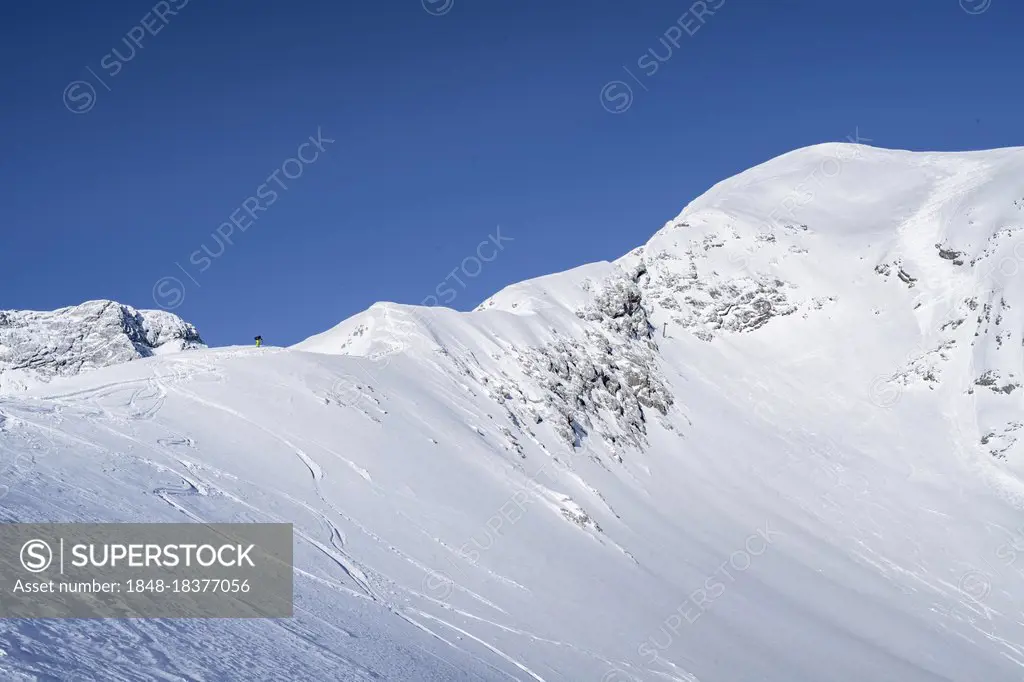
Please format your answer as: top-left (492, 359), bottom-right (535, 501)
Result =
top-left (0, 300), bottom-right (204, 391)
top-left (525, 268), bottom-right (673, 454)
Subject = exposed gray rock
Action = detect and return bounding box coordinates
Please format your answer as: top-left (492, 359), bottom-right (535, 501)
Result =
top-left (0, 300), bottom-right (204, 391)
top-left (936, 245), bottom-right (965, 265)
top-left (523, 271), bottom-right (673, 455)
top-left (974, 370), bottom-right (1020, 395)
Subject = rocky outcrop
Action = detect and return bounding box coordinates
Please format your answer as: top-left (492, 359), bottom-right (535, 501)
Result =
top-left (0, 300), bottom-right (204, 391)
top-left (521, 269), bottom-right (673, 456)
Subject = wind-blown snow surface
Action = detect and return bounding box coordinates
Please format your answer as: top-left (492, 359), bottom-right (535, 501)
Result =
top-left (5, 144), bottom-right (1024, 680)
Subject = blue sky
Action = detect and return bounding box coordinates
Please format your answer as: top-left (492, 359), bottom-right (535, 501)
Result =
top-left (0, 0), bottom-right (1017, 346)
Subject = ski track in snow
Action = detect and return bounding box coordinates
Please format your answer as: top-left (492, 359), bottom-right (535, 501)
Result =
top-left (141, 368), bottom-right (531, 673)
top-left (35, 362), bottom-right (609, 679)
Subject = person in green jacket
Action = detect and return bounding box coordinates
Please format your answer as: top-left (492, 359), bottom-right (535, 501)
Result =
top-left (255, 335), bottom-right (263, 348)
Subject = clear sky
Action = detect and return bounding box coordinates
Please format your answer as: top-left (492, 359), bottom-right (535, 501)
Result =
top-left (1, 0), bottom-right (1018, 346)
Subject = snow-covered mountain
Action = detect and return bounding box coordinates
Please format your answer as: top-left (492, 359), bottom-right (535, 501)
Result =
top-left (4, 143), bottom-right (1024, 681)
top-left (0, 300), bottom-right (204, 392)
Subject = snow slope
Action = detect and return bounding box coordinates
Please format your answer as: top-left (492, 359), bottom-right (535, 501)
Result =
top-left (4, 144), bottom-right (1024, 680)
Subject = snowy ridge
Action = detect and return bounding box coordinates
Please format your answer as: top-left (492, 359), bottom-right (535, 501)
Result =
top-left (3, 144), bottom-right (1024, 680)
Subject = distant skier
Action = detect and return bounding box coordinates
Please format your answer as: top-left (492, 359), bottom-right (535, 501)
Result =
top-left (255, 335), bottom-right (263, 348)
